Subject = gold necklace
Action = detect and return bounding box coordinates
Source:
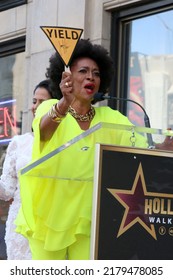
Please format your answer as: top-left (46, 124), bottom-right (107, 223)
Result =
top-left (68, 105), bottom-right (95, 122)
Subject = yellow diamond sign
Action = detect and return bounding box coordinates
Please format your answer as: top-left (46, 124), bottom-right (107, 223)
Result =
top-left (40, 26), bottom-right (83, 66)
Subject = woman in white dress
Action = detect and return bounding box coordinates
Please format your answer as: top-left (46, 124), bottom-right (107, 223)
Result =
top-left (0, 79), bottom-right (53, 259)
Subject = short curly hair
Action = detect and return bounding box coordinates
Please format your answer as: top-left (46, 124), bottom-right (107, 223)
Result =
top-left (46, 39), bottom-right (114, 101)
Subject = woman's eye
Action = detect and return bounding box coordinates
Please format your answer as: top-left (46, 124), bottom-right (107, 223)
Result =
top-left (79, 68), bottom-right (87, 73)
top-left (78, 68), bottom-right (100, 77)
top-left (93, 71), bottom-right (100, 77)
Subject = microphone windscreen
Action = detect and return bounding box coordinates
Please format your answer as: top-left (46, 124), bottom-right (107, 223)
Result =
top-left (93, 92), bottom-right (105, 101)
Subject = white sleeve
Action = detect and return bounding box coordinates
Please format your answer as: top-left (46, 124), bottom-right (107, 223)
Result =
top-left (0, 137), bottom-right (18, 201)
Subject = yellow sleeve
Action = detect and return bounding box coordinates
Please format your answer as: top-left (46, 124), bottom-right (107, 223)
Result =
top-left (32, 99), bottom-right (58, 160)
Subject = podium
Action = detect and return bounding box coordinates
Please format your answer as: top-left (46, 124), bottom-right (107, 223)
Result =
top-left (20, 122), bottom-right (173, 260)
top-left (91, 143), bottom-right (173, 260)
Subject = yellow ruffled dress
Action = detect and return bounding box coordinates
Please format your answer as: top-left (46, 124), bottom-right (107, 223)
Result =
top-left (15, 99), bottom-right (147, 252)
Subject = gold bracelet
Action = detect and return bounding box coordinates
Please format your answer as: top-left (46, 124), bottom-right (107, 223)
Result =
top-left (48, 104), bottom-right (67, 123)
top-left (55, 103), bottom-right (67, 117)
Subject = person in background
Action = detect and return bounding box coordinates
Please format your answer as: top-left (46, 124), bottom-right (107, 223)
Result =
top-left (0, 79), bottom-right (53, 259)
top-left (16, 39), bottom-right (148, 260)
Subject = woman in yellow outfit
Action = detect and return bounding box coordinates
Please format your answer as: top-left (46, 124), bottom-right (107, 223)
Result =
top-left (16, 39), bottom-right (147, 260)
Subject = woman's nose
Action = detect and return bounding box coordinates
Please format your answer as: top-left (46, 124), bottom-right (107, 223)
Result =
top-left (86, 71), bottom-right (94, 80)
top-left (32, 104), bottom-right (36, 111)
top-left (31, 102), bottom-right (38, 115)
top-left (34, 101), bottom-right (41, 110)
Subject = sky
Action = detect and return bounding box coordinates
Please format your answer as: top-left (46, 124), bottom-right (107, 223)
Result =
top-left (131, 10), bottom-right (173, 55)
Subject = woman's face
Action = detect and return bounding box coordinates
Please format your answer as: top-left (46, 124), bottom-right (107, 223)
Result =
top-left (31, 87), bottom-right (52, 116)
top-left (70, 57), bottom-right (100, 103)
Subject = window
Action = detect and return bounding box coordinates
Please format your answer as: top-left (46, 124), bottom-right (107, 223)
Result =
top-left (0, 37), bottom-right (25, 260)
top-left (111, 0), bottom-right (173, 131)
top-left (0, 37), bottom-right (25, 146)
top-left (0, 0), bottom-right (27, 12)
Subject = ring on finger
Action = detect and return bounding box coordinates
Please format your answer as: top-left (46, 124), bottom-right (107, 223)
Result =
top-left (65, 82), bottom-right (69, 87)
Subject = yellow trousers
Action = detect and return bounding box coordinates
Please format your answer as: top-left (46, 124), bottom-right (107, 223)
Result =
top-left (28, 235), bottom-right (90, 260)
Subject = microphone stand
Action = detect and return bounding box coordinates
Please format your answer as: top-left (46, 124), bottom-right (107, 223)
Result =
top-left (94, 93), bottom-right (155, 148)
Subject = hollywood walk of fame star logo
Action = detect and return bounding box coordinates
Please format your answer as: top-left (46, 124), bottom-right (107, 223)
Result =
top-left (107, 162), bottom-right (173, 240)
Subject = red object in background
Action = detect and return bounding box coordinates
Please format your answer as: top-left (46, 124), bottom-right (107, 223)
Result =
top-left (129, 76), bottom-right (144, 126)
top-left (128, 52), bottom-right (145, 127)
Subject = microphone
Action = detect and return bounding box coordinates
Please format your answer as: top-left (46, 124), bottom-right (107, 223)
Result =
top-left (94, 92), bottom-right (154, 148)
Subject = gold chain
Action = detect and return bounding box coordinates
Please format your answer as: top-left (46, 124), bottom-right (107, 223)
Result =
top-left (68, 105), bottom-right (95, 122)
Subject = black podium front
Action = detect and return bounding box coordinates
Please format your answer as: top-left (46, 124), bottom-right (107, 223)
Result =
top-left (91, 144), bottom-right (173, 260)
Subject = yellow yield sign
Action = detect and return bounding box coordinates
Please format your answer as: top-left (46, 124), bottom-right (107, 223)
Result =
top-left (41, 26), bottom-right (83, 66)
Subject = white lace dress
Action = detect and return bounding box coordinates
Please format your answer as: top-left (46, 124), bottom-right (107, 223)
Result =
top-left (0, 133), bottom-right (33, 260)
